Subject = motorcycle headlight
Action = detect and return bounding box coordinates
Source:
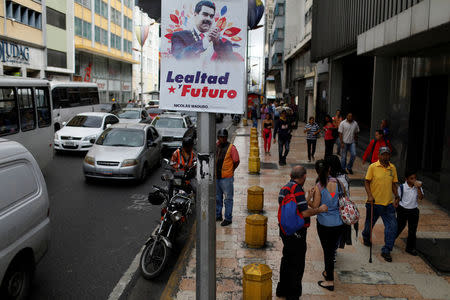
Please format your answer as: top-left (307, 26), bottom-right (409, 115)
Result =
top-left (122, 159), bottom-right (139, 167)
top-left (170, 211), bottom-right (182, 222)
top-left (83, 134), bottom-right (97, 141)
top-left (84, 156), bottom-right (95, 166)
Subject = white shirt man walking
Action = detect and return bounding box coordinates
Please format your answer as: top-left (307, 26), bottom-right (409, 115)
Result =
top-left (338, 113), bottom-right (360, 174)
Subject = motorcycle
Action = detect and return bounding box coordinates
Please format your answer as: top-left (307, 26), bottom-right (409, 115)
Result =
top-left (139, 159), bottom-right (196, 279)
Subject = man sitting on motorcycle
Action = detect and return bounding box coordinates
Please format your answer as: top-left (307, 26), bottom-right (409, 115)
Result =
top-left (170, 137), bottom-right (196, 172)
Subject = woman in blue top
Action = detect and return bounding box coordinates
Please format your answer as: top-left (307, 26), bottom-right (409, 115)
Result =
top-left (311, 160), bottom-right (345, 291)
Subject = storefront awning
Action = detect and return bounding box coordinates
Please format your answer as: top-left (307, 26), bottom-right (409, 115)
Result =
top-left (75, 45), bottom-right (140, 65)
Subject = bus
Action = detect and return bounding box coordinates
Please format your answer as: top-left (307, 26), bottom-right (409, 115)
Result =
top-left (50, 82), bottom-right (101, 131)
top-left (0, 78), bottom-right (53, 170)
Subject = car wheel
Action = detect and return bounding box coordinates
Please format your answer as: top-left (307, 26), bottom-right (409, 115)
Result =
top-left (0, 258), bottom-right (33, 300)
top-left (139, 163), bottom-right (148, 183)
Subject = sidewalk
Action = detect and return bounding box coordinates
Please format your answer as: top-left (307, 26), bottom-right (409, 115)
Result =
top-left (173, 123), bottom-right (450, 300)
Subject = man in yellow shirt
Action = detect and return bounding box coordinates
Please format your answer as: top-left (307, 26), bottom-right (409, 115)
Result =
top-left (362, 147), bottom-right (400, 262)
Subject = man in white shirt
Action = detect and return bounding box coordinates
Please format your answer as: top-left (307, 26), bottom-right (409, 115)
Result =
top-left (396, 169), bottom-right (424, 256)
top-left (338, 113), bottom-right (360, 174)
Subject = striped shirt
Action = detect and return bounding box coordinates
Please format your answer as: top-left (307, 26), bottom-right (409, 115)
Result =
top-left (278, 180), bottom-right (310, 228)
top-left (305, 123), bottom-right (320, 140)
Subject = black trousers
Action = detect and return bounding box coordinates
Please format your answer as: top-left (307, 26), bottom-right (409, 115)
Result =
top-left (396, 205), bottom-right (419, 250)
top-left (325, 139), bottom-right (336, 157)
top-left (277, 229), bottom-right (307, 299)
top-left (307, 139), bottom-right (317, 160)
top-left (317, 222), bottom-right (345, 281)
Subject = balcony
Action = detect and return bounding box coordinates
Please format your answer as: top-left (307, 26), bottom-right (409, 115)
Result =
top-left (274, 2), bottom-right (284, 16)
top-left (271, 28), bottom-right (284, 45)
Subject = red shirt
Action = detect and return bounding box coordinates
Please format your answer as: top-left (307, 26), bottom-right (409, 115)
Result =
top-left (323, 122), bottom-right (336, 140)
top-left (363, 139), bottom-right (392, 163)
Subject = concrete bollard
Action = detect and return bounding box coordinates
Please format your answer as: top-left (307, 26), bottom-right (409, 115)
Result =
top-left (242, 263), bottom-right (272, 300)
top-left (247, 186), bottom-right (264, 212)
top-left (248, 156), bottom-right (260, 174)
top-left (250, 127), bottom-right (257, 134)
top-left (249, 146), bottom-right (259, 158)
top-left (243, 118), bottom-right (248, 126)
top-left (245, 214), bottom-right (267, 248)
top-left (250, 139), bottom-right (259, 148)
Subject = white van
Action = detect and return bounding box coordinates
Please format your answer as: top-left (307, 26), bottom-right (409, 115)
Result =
top-left (0, 139), bottom-right (50, 299)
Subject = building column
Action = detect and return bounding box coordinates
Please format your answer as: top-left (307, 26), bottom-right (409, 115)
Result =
top-left (439, 76), bottom-right (450, 210)
top-left (370, 57), bottom-right (393, 139)
top-left (328, 58), bottom-right (343, 114)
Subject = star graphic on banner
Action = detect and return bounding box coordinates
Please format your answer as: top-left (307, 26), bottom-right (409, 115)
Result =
top-left (168, 86), bottom-right (176, 94)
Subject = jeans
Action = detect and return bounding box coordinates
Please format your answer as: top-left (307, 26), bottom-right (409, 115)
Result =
top-left (216, 177), bottom-right (234, 221)
top-left (335, 138), bottom-right (341, 154)
top-left (277, 229), bottom-right (307, 299)
top-left (306, 139), bottom-right (317, 160)
top-left (341, 143), bottom-right (356, 170)
top-left (252, 117), bottom-right (257, 128)
top-left (317, 223), bottom-right (345, 281)
top-left (278, 138), bottom-right (290, 163)
top-left (396, 206), bottom-right (419, 250)
top-left (325, 139), bottom-right (336, 157)
top-left (362, 203), bottom-right (398, 254)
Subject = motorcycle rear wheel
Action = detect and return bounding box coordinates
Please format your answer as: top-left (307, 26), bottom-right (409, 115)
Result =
top-left (140, 238), bottom-right (170, 279)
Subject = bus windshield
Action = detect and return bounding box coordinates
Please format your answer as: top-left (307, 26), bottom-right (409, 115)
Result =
top-left (67, 116), bottom-right (103, 128)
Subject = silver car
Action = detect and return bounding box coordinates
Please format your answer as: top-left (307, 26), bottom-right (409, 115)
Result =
top-left (83, 123), bottom-right (162, 181)
top-left (151, 113), bottom-right (196, 151)
top-left (115, 108), bottom-right (152, 124)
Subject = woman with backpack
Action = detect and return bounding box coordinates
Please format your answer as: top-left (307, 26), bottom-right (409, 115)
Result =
top-left (310, 160), bottom-right (346, 292)
top-left (362, 130), bottom-right (392, 164)
top-left (323, 115), bottom-right (337, 158)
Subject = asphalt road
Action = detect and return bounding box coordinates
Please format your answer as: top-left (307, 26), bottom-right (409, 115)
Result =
top-left (29, 116), bottom-right (233, 300)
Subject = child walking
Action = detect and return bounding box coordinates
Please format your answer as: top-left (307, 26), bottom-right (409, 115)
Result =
top-left (396, 169), bottom-right (424, 256)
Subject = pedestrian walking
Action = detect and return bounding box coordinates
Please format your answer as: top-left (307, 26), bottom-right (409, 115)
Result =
top-left (310, 160), bottom-right (346, 292)
top-left (323, 115), bottom-right (337, 157)
top-left (381, 119), bottom-right (390, 141)
top-left (338, 113), bottom-right (360, 174)
top-left (362, 146), bottom-right (400, 262)
top-left (276, 165), bottom-right (328, 300)
top-left (215, 128), bottom-right (240, 227)
top-left (262, 113), bottom-right (273, 154)
top-left (362, 130), bottom-right (392, 164)
top-left (260, 104), bottom-right (267, 126)
top-left (332, 110), bottom-right (343, 154)
top-left (273, 110), bottom-right (292, 165)
top-left (396, 169), bottom-right (424, 256)
top-left (251, 104), bottom-right (258, 128)
top-left (304, 117), bottom-right (321, 162)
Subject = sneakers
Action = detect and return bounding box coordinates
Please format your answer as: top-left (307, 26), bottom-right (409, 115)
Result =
top-left (381, 252), bottom-right (392, 262)
top-left (216, 216), bottom-right (223, 222)
top-left (220, 220), bottom-right (232, 226)
top-left (406, 248), bottom-right (418, 256)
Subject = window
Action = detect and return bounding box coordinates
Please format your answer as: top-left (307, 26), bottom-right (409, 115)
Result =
top-left (80, 88), bottom-right (92, 106)
top-left (95, 26), bottom-right (101, 43)
top-left (89, 88), bottom-right (100, 105)
top-left (47, 7), bottom-right (66, 29)
top-left (68, 88), bottom-right (81, 107)
top-left (75, 17), bottom-right (82, 36)
top-left (82, 20), bottom-right (92, 40)
top-left (0, 88), bottom-right (19, 136)
top-left (95, 0), bottom-right (101, 14)
top-left (52, 87), bottom-right (69, 108)
top-left (35, 88), bottom-right (51, 128)
top-left (75, 0), bottom-right (91, 9)
top-left (111, 8), bottom-right (121, 26)
top-left (17, 88), bottom-right (35, 132)
top-left (101, 1), bottom-right (108, 18)
top-left (123, 39), bottom-right (132, 53)
top-left (111, 34), bottom-right (122, 50)
top-left (124, 0), bottom-right (133, 8)
top-left (101, 28), bottom-right (108, 45)
top-left (5, 1), bottom-right (42, 29)
top-left (124, 16), bottom-right (133, 31)
top-left (47, 49), bottom-right (67, 69)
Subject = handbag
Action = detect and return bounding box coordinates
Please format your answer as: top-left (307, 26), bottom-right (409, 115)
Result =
top-left (337, 181), bottom-right (360, 225)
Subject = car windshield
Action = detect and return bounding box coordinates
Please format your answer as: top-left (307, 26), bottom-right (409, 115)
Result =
top-left (117, 110), bottom-right (140, 119)
top-left (96, 129), bottom-right (144, 147)
top-left (67, 116), bottom-right (102, 128)
top-left (152, 118), bottom-right (185, 128)
top-left (147, 109), bottom-right (163, 114)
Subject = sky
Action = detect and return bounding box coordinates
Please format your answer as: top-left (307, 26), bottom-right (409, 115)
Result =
top-left (138, 0), bottom-right (266, 89)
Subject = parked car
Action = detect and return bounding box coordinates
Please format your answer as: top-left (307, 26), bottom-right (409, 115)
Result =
top-left (115, 108), bottom-right (152, 124)
top-left (98, 103), bottom-right (122, 114)
top-left (83, 123), bottom-right (162, 182)
top-left (0, 139), bottom-right (50, 299)
top-left (182, 112), bottom-right (198, 126)
top-left (54, 112), bottom-right (120, 152)
top-left (146, 108), bottom-right (165, 119)
top-left (151, 112), bottom-right (196, 151)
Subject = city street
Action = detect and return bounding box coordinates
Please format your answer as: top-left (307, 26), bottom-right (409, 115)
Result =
top-left (29, 116), bottom-right (233, 300)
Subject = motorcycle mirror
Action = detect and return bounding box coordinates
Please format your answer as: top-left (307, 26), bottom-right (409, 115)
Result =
top-left (163, 158), bottom-right (170, 165)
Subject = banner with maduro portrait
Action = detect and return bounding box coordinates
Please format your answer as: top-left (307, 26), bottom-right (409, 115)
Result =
top-left (160, 0), bottom-right (247, 113)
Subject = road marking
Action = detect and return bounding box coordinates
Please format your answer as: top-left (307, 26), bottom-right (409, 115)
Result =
top-left (127, 194), bottom-right (153, 212)
top-left (107, 246), bottom-right (144, 300)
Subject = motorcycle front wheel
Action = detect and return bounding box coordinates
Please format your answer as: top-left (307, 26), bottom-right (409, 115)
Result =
top-left (140, 238), bottom-right (170, 279)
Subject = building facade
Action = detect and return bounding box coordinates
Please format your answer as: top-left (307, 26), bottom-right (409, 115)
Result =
top-left (311, 0), bottom-right (450, 209)
top-left (132, 7), bottom-right (159, 103)
top-left (267, 0), bottom-right (285, 99)
top-left (73, 0), bottom-right (138, 103)
top-left (46, 0), bottom-right (75, 80)
top-left (0, 0), bottom-right (46, 78)
top-left (263, 0), bottom-right (275, 101)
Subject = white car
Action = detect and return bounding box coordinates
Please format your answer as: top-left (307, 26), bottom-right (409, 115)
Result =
top-left (54, 112), bottom-right (120, 152)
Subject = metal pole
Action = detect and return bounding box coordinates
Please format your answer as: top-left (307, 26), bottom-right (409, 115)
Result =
top-left (196, 112), bottom-right (216, 300)
top-left (140, 10), bottom-right (144, 109)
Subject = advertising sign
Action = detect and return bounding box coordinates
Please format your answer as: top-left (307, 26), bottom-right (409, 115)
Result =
top-left (160, 0), bottom-right (247, 113)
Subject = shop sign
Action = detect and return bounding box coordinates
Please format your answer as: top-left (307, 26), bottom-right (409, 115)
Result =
top-left (0, 40), bottom-right (30, 64)
top-left (122, 82), bottom-right (131, 91)
top-left (305, 78), bottom-right (314, 90)
top-left (95, 79), bottom-right (107, 91)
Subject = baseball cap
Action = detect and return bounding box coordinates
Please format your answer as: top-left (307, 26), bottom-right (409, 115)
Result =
top-left (379, 146), bottom-right (391, 154)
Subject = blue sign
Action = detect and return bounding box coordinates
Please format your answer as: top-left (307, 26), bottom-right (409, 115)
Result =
top-left (0, 40), bottom-right (30, 64)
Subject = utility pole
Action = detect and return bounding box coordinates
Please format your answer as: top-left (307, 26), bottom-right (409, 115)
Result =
top-left (196, 112), bottom-right (216, 300)
top-left (140, 9), bottom-right (144, 110)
